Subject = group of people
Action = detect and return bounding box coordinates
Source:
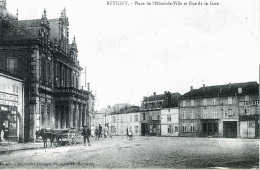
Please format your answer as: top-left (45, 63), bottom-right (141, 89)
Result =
top-left (81, 124), bottom-right (111, 146)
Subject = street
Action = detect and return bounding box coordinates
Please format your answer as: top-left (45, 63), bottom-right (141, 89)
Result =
top-left (0, 136), bottom-right (258, 169)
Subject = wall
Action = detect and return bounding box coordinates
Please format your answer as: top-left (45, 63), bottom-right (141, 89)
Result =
top-left (161, 108), bottom-right (179, 136)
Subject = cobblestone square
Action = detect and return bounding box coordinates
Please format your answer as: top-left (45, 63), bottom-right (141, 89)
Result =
top-left (0, 136), bottom-right (258, 169)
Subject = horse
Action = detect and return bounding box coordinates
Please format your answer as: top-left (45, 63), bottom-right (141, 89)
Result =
top-left (36, 128), bottom-right (55, 148)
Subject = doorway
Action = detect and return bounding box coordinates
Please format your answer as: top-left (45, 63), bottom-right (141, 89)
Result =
top-left (223, 121), bottom-right (237, 138)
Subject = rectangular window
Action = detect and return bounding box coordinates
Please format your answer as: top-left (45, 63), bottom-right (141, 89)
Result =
top-left (228, 109), bottom-right (233, 117)
top-left (213, 110), bottom-right (217, 118)
top-left (183, 100), bottom-right (186, 107)
top-left (182, 124), bottom-right (187, 132)
top-left (143, 113), bottom-right (146, 121)
top-left (149, 116), bottom-right (152, 120)
top-left (175, 126), bottom-right (178, 132)
top-left (213, 98), bottom-right (217, 105)
top-left (224, 110), bottom-right (228, 118)
top-left (47, 105), bottom-right (50, 126)
top-left (7, 58), bottom-right (17, 74)
top-left (41, 105), bottom-right (44, 125)
top-left (191, 110), bottom-right (195, 119)
top-left (203, 110), bottom-right (207, 119)
top-left (190, 123), bottom-right (195, 132)
top-left (245, 95), bottom-right (249, 101)
top-left (157, 115), bottom-right (160, 120)
top-left (244, 105), bottom-right (250, 115)
top-left (134, 114), bottom-right (138, 121)
top-left (213, 123), bottom-right (218, 132)
top-left (111, 126), bottom-right (116, 133)
top-left (182, 111), bottom-right (186, 119)
top-left (149, 124), bottom-right (153, 133)
top-left (203, 99), bottom-right (207, 106)
top-left (47, 61), bottom-right (51, 83)
top-left (168, 125), bottom-right (172, 133)
top-left (13, 85), bottom-right (18, 94)
top-left (228, 97), bottom-right (232, 105)
top-left (191, 100), bottom-right (194, 106)
top-left (134, 126), bottom-right (138, 133)
top-left (167, 115), bottom-right (171, 122)
top-left (112, 116), bottom-right (116, 123)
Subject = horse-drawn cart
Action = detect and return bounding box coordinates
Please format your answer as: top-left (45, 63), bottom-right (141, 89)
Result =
top-left (36, 128), bottom-right (82, 148)
top-left (52, 129), bottom-right (81, 146)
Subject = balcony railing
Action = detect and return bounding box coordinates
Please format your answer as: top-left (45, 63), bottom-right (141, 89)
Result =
top-left (54, 87), bottom-right (89, 99)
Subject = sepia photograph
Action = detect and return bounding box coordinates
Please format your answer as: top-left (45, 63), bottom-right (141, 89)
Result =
top-left (0, 0), bottom-right (259, 169)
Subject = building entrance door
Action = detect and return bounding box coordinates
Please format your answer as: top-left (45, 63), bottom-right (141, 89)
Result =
top-left (223, 121), bottom-right (237, 138)
top-left (141, 123), bottom-right (146, 136)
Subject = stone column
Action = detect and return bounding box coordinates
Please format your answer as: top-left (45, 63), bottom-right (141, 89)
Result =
top-left (69, 101), bottom-right (73, 128)
top-left (82, 105), bottom-right (86, 126)
top-left (75, 103), bottom-right (78, 128)
top-left (61, 105), bottom-right (65, 129)
top-left (79, 104), bottom-right (82, 128)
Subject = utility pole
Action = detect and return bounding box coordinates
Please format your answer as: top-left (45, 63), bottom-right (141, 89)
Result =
top-left (85, 66), bottom-right (87, 90)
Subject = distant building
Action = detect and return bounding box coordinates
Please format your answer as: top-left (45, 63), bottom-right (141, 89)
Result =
top-left (105, 105), bottom-right (141, 136)
top-left (161, 108), bottom-right (179, 136)
top-left (178, 82), bottom-right (259, 138)
top-left (140, 92), bottom-right (181, 136)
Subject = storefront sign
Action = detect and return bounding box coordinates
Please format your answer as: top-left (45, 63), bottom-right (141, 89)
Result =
top-left (0, 99), bottom-right (18, 106)
top-left (0, 93), bottom-right (18, 102)
top-left (0, 93), bottom-right (18, 106)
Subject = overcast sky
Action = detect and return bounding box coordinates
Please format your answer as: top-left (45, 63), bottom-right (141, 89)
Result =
top-left (7, 0), bottom-right (260, 110)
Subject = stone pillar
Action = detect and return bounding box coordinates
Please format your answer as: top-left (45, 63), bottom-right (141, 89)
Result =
top-left (82, 105), bottom-right (86, 126)
top-left (79, 104), bottom-right (82, 128)
top-left (61, 106), bottom-right (65, 129)
top-left (69, 101), bottom-right (73, 128)
top-left (75, 103), bottom-right (78, 128)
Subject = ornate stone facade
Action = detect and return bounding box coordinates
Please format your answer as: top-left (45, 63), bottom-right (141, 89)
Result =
top-left (0, 3), bottom-right (94, 141)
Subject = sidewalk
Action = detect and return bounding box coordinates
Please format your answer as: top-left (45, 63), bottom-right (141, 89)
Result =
top-left (0, 141), bottom-right (43, 153)
top-left (0, 135), bottom-right (116, 153)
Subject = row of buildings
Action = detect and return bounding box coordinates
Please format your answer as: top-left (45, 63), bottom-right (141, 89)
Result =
top-left (94, 82), bottom-right (259, 139)
top-left (0, 1), bottom-right (95, 142)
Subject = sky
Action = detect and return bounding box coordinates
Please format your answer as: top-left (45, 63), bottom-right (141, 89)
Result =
top-left (7, 0), bottom-right (260, 110)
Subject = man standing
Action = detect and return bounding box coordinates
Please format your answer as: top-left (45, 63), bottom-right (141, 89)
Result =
top-left (82, 126), bottom-right (91, 146)
top-left (0, 123), bottom-right (5, 141)
top-left (98, 124), bottom-right (102, 140)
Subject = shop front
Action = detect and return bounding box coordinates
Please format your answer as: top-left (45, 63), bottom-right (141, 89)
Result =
top-left (0, 104), bottom-right (18, 141)
top-left (0, 71), bottom-right (24, 142)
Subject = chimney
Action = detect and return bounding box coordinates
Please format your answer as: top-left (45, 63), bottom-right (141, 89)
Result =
top-left (229, 82), bottom-right (231, 89)
top-left (153, 92), bottom-right (156, 96)
top-left (164, 91), bottom-right (167, 94)
top-left (87, 83), bottom-right (90, 91)
top-left (190, 86), bottom-right (193, 91)
top-left (203, 84), bottom-right (205, 92)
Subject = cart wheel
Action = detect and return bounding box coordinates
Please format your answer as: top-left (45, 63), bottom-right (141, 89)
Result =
top-left (68, 131), bottom-right (75, 146)
top-left (53, 137), bottom-right (61, 147)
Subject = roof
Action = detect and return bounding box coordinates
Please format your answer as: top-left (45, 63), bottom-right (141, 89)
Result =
top-left (109, 106), bottom-right (140, 115)
top-left (143, 93), bottom-right (168, 102)
top-left (179, 82), bottom-right (259, 100)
